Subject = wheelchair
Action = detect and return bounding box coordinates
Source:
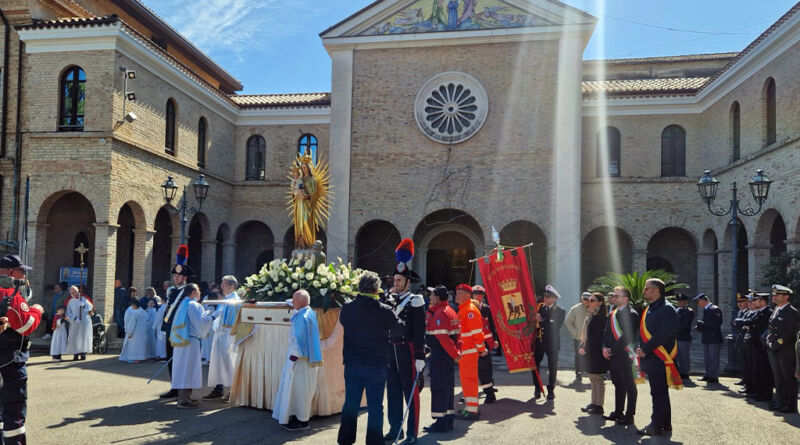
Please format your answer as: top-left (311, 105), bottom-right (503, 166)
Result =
top-left (92, 321), bottom-right (108, 354)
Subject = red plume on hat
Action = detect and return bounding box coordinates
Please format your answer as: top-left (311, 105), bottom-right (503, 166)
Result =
top-left (395, 238), bottom-right (414, 264)
top-left (176, 245), bottom-right (189, 266)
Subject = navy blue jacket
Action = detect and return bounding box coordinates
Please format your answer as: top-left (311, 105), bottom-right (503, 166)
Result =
top-left (637, 296), bottom-right (679, 355)
top-left (675, 306), bottom-right (694, 342)
top-left (340, 295), bottom-right (397, 367)
top-left (695, 303), bottom-right (723, 344)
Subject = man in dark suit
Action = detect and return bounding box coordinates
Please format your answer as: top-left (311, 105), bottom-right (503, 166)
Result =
top-left (693, 293), bottom-right (723, 383)
top-left (636, 278), bottom-right (681, 436)
top-left (603, 286), bottom-right (639, 425)
top-left (532, 285), bottom-right (566, 400)
top-left (766, 284), bottom-right (799, 414)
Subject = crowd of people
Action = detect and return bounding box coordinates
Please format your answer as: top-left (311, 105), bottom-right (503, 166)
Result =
top-left (29, 240), bottom-right (800, 443)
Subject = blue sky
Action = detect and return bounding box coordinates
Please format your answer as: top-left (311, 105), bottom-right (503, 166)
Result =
top-left (143, 0), bottom-right (798, 94)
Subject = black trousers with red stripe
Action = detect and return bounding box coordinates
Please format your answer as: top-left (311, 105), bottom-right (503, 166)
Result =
top-left (387, 342), bottom-right (419, 438)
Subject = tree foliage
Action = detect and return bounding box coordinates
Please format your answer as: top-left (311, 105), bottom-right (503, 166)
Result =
top-left (761, 251), bottom-right (800, 307)
top-left (588, 269), bottom-right (689, 312)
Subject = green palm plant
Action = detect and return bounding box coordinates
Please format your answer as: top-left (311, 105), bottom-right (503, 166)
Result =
top-left (587, 270), bottom-right (689, 312)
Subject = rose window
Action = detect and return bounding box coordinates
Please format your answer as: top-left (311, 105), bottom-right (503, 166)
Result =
top-left (414, 72), bottom-right (489, 144)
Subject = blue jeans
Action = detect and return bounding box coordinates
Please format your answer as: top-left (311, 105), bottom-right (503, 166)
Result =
top-left (338, 365), bottom-right (387, 445)
top-left (703, 342), bottom-right (720, 379)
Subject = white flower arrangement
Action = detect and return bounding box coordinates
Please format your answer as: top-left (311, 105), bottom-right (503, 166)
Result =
top-left (240, 257), bottom-right (369, 308)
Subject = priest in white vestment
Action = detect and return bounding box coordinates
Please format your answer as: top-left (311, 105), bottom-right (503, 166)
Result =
top-left (65, 285), bottom-right (93, 361)
top-left (273, 289), bottom-right (323, 431)
top-left (119, 300), bottom-right (149, 362)
top-left (203, 275), bottom-right (242, 401)
top-left (169, 283), bottom-right (215, 408)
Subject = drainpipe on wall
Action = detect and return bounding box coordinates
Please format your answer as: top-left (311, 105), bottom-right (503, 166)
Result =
top-left (10, 41), bottom-right (23, 247)
top-left (0, 9), bottom-right (10, 158)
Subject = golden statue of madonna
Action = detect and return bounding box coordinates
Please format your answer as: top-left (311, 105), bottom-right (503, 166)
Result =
top-left (287, 149), bottom-right (331, 250)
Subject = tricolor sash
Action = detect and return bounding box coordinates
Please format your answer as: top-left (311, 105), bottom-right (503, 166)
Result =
top-left (640, 306), bottom-right (683, 389)
top-left (610, 308), bottom-right (646, 384)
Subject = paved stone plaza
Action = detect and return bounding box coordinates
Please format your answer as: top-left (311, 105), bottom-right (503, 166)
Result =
top-left (27, 351), bottom-right (798, 444)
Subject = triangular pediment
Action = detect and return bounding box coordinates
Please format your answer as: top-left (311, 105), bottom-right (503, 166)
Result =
top-left (321, 0), bottom-right (596, 39)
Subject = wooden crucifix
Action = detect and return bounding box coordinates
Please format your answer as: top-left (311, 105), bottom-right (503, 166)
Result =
top-left (75, 243), bottom-right (89, 320)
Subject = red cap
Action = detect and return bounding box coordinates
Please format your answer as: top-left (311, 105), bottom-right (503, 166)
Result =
top-left (455, 284), bottom-right (473, 293)
top-left (472, 285), bottom-right (486, 294)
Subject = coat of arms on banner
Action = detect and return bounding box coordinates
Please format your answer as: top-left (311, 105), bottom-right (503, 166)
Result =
top-left (499, 279), bottom-right (526, 325)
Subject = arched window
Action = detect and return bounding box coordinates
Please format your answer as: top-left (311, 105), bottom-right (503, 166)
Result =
top-left (245, 135), bottom-right (266, 180)
top-left (59, 66), bottom-right (86, 131)
top-left (661, 125), bottom-right (686, 177)
top-left (731, 101), bottom-right (740, 162)
top-left (764, 78), bottom-right (776, 146)
top-left (165, 99), bottom-right (177, 155)
top-left (298, 134), bottom-right (318, 165)
top-left (596, 126), bottom-right (621, 177)
top-left (197, 117), bottom-right (207, 168)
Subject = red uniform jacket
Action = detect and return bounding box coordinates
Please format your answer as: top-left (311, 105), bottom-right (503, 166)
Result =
top-left (0, 288), bottom-right (42, 337)
top-left (425, 301), bottom-right (461, 360)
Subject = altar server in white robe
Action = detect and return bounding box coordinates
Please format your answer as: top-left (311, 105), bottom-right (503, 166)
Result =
top-left (153, 296), bottom-right (167, 360)
top-left (50, 305), bottom-right (68, 360)
top-left (273, 289), bottom-right (323, 431)
top-left (203, 275), bottom-right (242, 401)
top-left (145, 299), bottom-right (157, 358)
top-left (119, 299), bottom-right (149, 363)
top-left (65, 285), bottom-right (93, 361)
top-left (170, 283), bottom-right (215, 408)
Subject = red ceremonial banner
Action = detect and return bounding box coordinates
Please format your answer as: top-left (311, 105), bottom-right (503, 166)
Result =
top-left (477, 247), bottom-right (538, 373)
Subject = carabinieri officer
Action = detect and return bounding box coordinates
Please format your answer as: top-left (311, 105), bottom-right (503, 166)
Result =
top-left (384, 239), bottom-right (426, 444)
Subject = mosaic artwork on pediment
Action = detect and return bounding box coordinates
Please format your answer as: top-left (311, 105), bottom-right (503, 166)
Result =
top-left (360, 0), bottom-right (554, 35)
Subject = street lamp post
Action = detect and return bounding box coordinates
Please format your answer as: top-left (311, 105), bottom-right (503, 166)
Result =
top-left (696, 168), bottom-right (772, 372)
top-left (161, 174), bottom-right (210, 245)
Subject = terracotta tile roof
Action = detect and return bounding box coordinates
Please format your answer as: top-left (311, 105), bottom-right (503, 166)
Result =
top-left (699, 3), bottom-right (800, 93)
top-left (584, 52), bottom-right (739, 66)
top-left (230, 93), bottom-right (332, 109)
top-left (582, 77), bottom-right (710, 99)
top-left (18, 15), bottom-right (120, 29)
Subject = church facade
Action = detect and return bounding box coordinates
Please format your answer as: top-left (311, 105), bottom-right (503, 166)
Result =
top-left (0, 0), bottom-right (798, 327)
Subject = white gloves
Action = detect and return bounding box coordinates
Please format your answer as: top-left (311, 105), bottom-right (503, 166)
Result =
top-left (415, 359), bottom-right (425, 374)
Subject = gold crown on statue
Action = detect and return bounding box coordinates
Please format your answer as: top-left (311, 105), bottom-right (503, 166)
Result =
top-left (499, 279), bottom-right (517, 292)
top-left (298, 147), bottom-right (313, 165)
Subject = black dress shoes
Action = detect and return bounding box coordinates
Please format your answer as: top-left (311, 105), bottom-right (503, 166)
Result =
top-left (636, 424), bottom-right (663, 436)
top-left (586, 405), bottom-right (604, 415)
top-left (384, 431), bottom-right (403, 441)
top-left (603, 411), bottom-right (623, 421)
top-left (159, 389), bottom-right (178, 399)
top-left (616, 415), bottom-right (634, 425)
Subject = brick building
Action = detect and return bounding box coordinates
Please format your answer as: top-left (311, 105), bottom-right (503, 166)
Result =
top-left (0, 0), bottom-right (798, 331)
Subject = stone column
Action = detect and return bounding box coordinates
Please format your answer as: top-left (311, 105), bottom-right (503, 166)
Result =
top-left (273, 242), bottom-right (285, 260)
top-left (632, 249), bottom-right (648, 274)
top-left (202, 240), bottom-right (217, 282)
top-left (716, 247), bottom-right (733, 321)
top-left (747, 244), bottom-right (771, 291)
top-left (786, 237), bottom-right (800, 254)
top-left (416, 246), bottom-right (428, 285)
top-left (327, 49), bottom-right (354, 263)
top-left (551, 35), bottom-right (584, 309)
top-left (26, 222), bottom-right (48, 296)
top-left (132, 228), bottom-right (155, 291)
top-left (93, 223), bottom-right (119, 324)
top-left (222, 242), bottom-right (236, 277)
top-left (696, 251), bottom-right (716, 297)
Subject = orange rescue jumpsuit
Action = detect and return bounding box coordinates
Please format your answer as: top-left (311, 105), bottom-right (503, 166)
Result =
top-left (458, 300), bottom-right (486, 414)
